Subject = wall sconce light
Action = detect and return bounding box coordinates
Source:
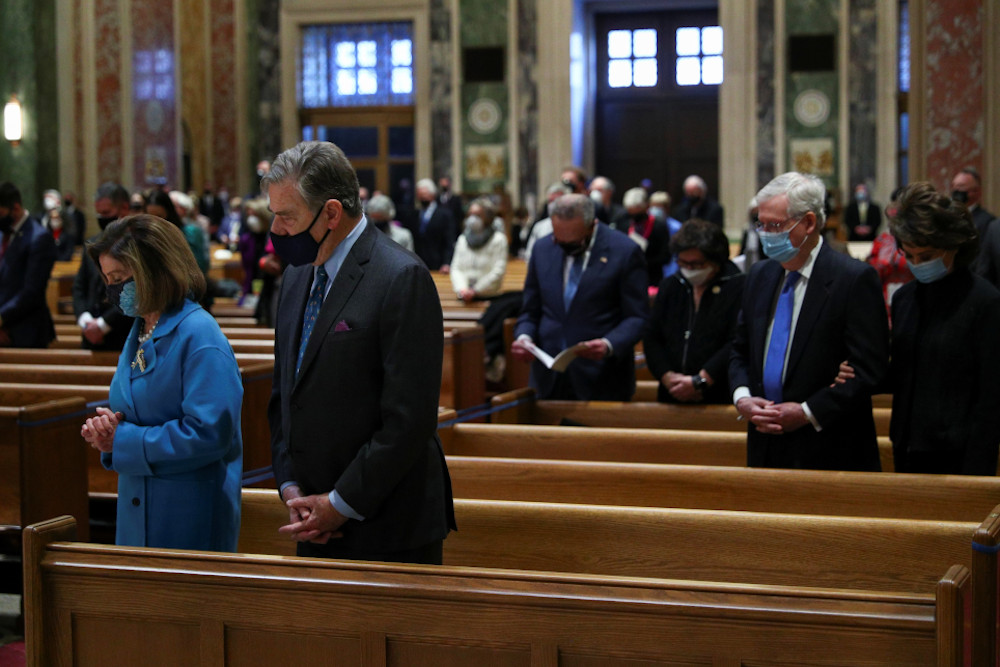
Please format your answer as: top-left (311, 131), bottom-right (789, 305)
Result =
top-left (4, 95), bottom-right (23, 146)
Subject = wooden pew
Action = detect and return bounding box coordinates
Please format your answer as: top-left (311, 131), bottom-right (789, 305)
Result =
top-left (446, 456), bottom-right (1000, 522)
top-left (491, 387), bottom-right (892, 437)
top-left (25, 515), bottom-right (968, 666)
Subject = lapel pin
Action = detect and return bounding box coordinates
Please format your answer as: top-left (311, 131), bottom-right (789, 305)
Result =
top-left (600, 256), bottom-right (608, 263)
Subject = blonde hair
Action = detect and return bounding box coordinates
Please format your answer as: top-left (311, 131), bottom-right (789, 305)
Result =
top-left (87, 214), bottom-right (206, 314)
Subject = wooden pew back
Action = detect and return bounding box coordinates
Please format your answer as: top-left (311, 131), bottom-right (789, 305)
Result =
top-left (24, 515), bottom-right (963, 667)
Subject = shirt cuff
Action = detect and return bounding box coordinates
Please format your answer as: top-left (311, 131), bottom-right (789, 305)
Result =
top-left (78, 312), bottom-right (95, 328)
top-left (516, 334), bottom-right (532, 343)
top-left (732, 386), bottom-right (751, 406)
top-left (279, 481), bottom-right (297, 500)
top-left (329, 490), bottom-right (365, 521)
top-left (96, 317), bottom-right (112, 334)
top-left (802, 401), bottom-right (822, 431)
top-left (601, 338), bottom-right (614, 357)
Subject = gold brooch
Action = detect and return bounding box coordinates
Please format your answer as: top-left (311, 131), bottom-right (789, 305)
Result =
top-left (131, 348), bottom-right (146, 373)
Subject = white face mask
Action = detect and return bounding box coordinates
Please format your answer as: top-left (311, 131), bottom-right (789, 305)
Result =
top-left (44, 196), bottom-right (61, 211)
top-left (680, 265), bottom-right (714, 286)
top-left (246, 215), bottom-right (264, 233)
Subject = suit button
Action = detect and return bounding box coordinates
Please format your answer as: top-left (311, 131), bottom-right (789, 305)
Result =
top-left (132, 497), bottom-right (140, 506)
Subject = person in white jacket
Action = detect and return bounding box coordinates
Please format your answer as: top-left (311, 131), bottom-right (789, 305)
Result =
top-left (450, 197), bottom-right (509, 302)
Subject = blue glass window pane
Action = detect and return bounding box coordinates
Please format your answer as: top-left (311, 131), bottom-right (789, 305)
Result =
top-left (391, 39), bottom-right (412, 66)
top-left (392, 67), bottom-right (413, 94)
top-left (336, 42), bottom-right (356, 68)
top-left (899, 2), bottom-right (910, 92)
top-left (632, 29), bottom-right (657, 58)
top-left (702, 55), bottom-right (723, 84)
top-left (608, 30), bottom-right (632, 59)
top-left (676, 57), bottom-right (701, 85)
top-left (608, 59), bottom-right (632, 88)
top-left (321, 126), bottom-right (379, 158)
top-left (303, 125), bottom-right (314, 141)
top-left (357, 41), bottom-right (377, 68)
top-left (633, 58), bottom-right (657, 87)
top-left (676, 28), bottom-right (700, 56)
top-left (899, 112), bottom-right (909, 150)
top-left (702, 26), bottom-right (723, 55)
top-left (389, 126), bottom-right (415, 157)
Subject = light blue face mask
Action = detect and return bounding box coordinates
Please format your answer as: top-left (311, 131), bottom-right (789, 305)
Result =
top-left (758, 218), bottom-right (804, 263)
top-left (106, 277), bottom-right (140, 317)
top-left (907, 256), bottom-right (949, 283)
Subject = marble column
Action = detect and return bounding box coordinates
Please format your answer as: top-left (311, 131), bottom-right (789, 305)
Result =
top-left (848, 0), bottom-right (878, 190)
top-left (516, 0), bottom-right (538, 207)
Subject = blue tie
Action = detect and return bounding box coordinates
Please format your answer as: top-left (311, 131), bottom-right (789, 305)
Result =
top-left (763, 271), bottom-right (800, 402)
top-left (296, 266), bottom-right (329, 375)
top-left (564, 254), bottom-right (584, 309)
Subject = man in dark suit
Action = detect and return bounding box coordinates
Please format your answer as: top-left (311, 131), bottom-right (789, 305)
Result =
top-left (511, 193), bottom-right (649, 401)
top-left (63, 190), bottom-right (88, 247)
top-left (407, 178), bottom-right (456, 271)
top-left (674, 174), bottom-right (725, 227)
top-left (266, 141), bottom-right (455, 565)
top-left (843, 183), bottom-right (881, 241)
top-left (72, 183), bottom-right (133, 350)
top-left (436, 176), bottom-right (465, 231)
top-left (952, 167), bottom-right (995, 240)
top-left (199, 181), bottom-right (226, 237)
top-left (729, 172), bottom-right (889, 471)
top-left (0, 181), bottom-right (57, 348)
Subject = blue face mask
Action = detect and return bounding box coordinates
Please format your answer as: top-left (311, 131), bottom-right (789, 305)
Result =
top-left (907, 256), bottom-right (949, 284)
top-left (106, 277), bottom-right (139, 317)
top-left (758, 218), bottom-right (804, 263)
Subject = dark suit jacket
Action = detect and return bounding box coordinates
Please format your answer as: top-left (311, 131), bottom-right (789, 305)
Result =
top-left (269, 222), bottom-right (455, 558)
top-left (674, 196), bottom-right (724, 226)
top-left (972, 206), bottom-right (995, 241)
top-left (975, 212), bottom-right (1000, 289)
top-left (889, 268), bottom-right (1000, 474)
top-left (843, 201), bottom-right (881, 241)
top-left (72, 239), bottom-right (133, 350)
top-left (729, 242), bottom-right (889, 471)
top-left (407, 204), bottom-right (456, 270)
top-left (644, 261), bottom-right (745, 404)
top-left (515, 222), bottom-right (650, 401)
top-left (437, 192), bottom-right (464, 234)
top-left (0, 217), bottom-right (57, 347)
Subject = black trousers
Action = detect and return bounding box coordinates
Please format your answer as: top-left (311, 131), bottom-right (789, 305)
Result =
top-left (297, 538), bottom-right (444, 565)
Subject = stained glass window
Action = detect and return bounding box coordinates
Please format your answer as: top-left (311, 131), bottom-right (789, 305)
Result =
top-left (300, 22), bottom-right (413, 108)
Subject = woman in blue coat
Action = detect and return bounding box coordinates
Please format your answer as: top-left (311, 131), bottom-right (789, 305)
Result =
top-left (81, 214), bottom-right (243, 551)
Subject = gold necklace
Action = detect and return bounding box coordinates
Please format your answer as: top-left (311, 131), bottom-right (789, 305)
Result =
top-left (131, 317), bottom-right (159, 372)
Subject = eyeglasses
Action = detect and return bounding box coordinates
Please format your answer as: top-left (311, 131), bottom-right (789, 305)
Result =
top-left (753, 214), bottom-right (802, 234)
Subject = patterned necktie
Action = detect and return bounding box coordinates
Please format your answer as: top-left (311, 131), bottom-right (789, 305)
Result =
top-left (296, 266), bottom-right (328, 375)
top-left (762, 271), bottom-right (801, 402)
top-left (563, 254), bottom-right (584, 309)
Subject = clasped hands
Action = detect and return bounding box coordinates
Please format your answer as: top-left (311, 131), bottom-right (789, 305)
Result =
top-left (735, 360), bottom-right (855, 434)
top-left (81, 406), bottom-right (123, 452)
top-left (662, 371), bottom-right (706, 402)
top-left (279, 485), bottom-right (348, 544)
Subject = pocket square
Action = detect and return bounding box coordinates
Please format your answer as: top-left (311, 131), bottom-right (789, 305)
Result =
top-left (334, 320), bottom-right (352, 332)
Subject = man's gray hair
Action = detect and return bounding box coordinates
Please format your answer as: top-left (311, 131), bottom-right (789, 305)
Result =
top-left (415, 178), bottom-right (437, 197)
top-left (261, 141), bottom-right (362, 218)
top-left (550, 193), bottom-right (596, 228)
top-left (366, 193), bottom-right (396, 220)
top-left (95, 182), bottom-right (130, 206)
top-left (684, 175), bottom-right (708, 194)
top-left (622, 187), bottom-right (648, 208)
top-left (755, 171), bottom-right (827, 226)
top-left (591, 175), bottom-right (614, 194)
top-left (547, 181), bottom-right (572, 197)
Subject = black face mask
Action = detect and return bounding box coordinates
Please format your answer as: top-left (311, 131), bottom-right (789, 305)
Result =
top-left (952, 190), bottom-right (969, 204)
top-left (419, 199), bottom-right (431, 209)
top-left (558, 234), bottom-right (590, 257)
top-left (270, 206), bottom-right (329, 267)
top-left (631, 212), bottom-right (648, 224)
top-left (0, 214), bottom-right (12, 234)
top-left (97, 215), bottom-right (117, 230)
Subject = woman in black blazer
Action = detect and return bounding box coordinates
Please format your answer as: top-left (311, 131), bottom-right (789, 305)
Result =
top-left (888, 182), bottom-right (1000, 475)
top-left (643, 219), bottom-right (745, 404)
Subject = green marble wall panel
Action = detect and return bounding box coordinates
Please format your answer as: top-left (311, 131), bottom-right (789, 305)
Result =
top-left (460, 0), bottom-right (507, 47)
top-left (462, 82), bottom-right (508, 191)
top-left (784, 0), bottom-right (839, 190)
top-left (0, 0), bottom-right (58, 209)
top-left (786, 0), bottom-right (838, 34)
top-left (459, 0), bottom-right (508, 195)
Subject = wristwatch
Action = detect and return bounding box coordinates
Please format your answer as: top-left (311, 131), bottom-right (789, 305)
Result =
top-left (691, 375), bottom-right (709, 392)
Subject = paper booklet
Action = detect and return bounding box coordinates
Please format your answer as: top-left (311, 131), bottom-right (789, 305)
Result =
top-left (522, 340), bottom-right (584, 372)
